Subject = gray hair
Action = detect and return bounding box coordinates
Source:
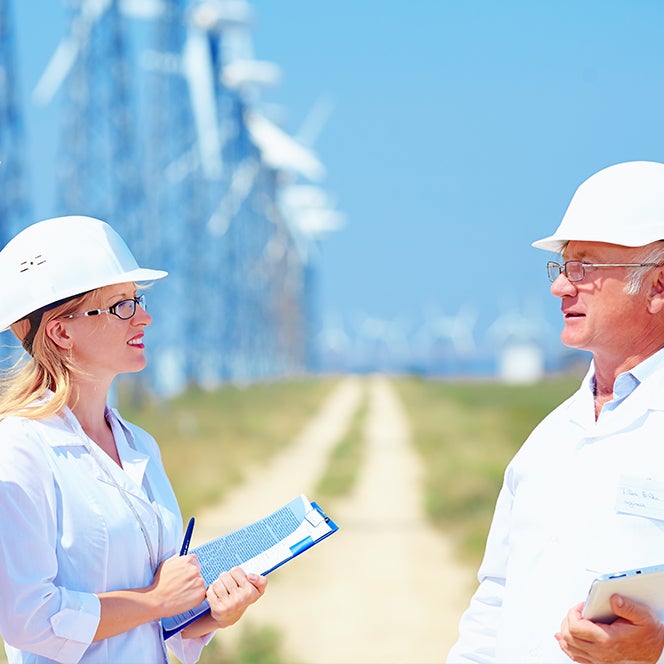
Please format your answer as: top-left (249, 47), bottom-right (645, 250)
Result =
top-left (624, 242), bottom-right (664, 295)
top-left (559, 240), bottom-right (664, 296)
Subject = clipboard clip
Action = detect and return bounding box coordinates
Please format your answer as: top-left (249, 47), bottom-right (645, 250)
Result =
top-left (306, 502), bottom-right (330, 526)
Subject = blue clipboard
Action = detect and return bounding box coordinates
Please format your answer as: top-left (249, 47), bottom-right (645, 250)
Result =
top-left (162, 497), bottom-right (338, 639)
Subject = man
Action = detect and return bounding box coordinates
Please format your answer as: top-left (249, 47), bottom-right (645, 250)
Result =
top-left (447, 160), bottom-right (664, 663)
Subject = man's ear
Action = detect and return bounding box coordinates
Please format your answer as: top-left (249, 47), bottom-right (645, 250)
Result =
top-left (44, 319), bottom-right (74, 350)
top-left (647, 266), bottom-right (664, 314)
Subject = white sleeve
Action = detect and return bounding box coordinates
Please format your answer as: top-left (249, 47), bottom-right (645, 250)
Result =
top-left (446, 476), bottom-right (514, 663)
top-left (166, 631), bottom-right (216, 664)
top-left (0, 421), bottom-right (100, 663)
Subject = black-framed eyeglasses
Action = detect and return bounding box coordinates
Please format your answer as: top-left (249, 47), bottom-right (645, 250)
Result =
top-left (546, 260), bottom-right (662, 283)
top-left (63, 294), bottom-right (146, 320)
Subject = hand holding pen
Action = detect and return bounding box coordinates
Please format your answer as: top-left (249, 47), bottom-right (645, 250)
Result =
top-left (149, 517), bottom-right (204, 617)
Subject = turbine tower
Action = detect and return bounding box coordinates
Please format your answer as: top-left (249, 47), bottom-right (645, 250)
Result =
top-left (0, 0), bottom-right (30, 248)
top-left (0, 0), bottom-right (31, 366)
top-left (141, 0), bottom-right (218, 394)
top-left (33, 0), bottom-right (146, 259)
top-left (18, 0), bottom-right (343, 392)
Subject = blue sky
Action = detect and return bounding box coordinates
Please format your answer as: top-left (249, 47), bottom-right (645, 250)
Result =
top-left (11, 1), bottom-right (664, 356)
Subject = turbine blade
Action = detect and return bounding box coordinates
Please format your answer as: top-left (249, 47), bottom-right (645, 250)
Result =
top-left (183, 28), bottom-right (223, 180)
top-left (32, 38), bottom-right (80, 105)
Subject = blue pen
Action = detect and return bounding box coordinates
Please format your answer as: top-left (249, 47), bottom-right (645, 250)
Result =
top-left (180, 517), bottom-right (195, 556)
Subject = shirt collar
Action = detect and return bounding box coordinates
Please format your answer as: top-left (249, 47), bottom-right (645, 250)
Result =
top-left (588, 346), bottom-right (664, 402)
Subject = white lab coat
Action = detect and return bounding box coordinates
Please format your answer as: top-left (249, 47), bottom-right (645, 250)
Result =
top-left (0, 395), bottom-right (210, 663)
top-left (448, 350), bottom-right (664, 663)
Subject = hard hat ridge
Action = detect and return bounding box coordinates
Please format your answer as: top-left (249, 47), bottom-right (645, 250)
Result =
top-left (532, 160), bottom-right (664, 252)
top-left (0, 215), bottom-right (167, 332)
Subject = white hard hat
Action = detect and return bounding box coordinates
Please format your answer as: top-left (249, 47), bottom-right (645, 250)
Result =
top-left (532, 160), bottom-right (664, 252)
top-left (0, 215), bottom-right (167, 331)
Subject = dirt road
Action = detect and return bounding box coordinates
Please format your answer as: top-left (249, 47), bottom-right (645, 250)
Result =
top-left (192, 375), bottom-right (475, 664)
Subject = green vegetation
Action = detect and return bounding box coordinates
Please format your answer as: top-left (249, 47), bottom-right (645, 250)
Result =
top-left (191, 623), bottom-right (295, 664)
top-left (314, 391), bottom-right (367, 499)
top-left (118, 378), bottom-right (338, 518)
top-left (394, 374), bottom-right (581, 566)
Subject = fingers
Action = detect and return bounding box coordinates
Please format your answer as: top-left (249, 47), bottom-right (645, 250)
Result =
top-left (610, 594), bottom-right (659, 626)
top-left (556, 602), bottom-right (605, 662)
top-left (557, 597), bottom-right (664, 664)
top-left (210, 567), bottom-right (265, 600)
top-left (151, 555), bottom-right (206, 617)
top-left (247, 571), bottom-right (268, 594)
top-left (206, 567), bottom-right (266, 628)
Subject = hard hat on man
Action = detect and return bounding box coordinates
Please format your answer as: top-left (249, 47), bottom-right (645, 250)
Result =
top-left (0, 215), bottom-right (167, 332)
top-left (532, 160), bottom-right (664, 253)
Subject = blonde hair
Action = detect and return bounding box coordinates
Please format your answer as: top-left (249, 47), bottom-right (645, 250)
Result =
top-left (0, 289), bottom-right (104, 421)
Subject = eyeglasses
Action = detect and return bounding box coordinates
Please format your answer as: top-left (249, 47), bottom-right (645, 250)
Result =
top-left (546, 260), bottom-right (662, 283)
top-left (63, 294), bottom-right (146, 320)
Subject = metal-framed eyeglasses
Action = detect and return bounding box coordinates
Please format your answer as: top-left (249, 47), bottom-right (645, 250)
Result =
top-left (63, 294), bottom-right (146, 320)
top-left (546, 261), bottom-right (662, 283)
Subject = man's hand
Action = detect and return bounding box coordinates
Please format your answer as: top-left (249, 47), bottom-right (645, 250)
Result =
top-left (555, 595), bottom-right (664, 664)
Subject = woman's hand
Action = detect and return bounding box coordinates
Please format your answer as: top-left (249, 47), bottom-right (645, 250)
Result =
top-left (206, 567), bottom-right (267, 628)
top-left (149, 554), bottom-right (206, 618)
top-left (95, 554), bottom-right (206, 641)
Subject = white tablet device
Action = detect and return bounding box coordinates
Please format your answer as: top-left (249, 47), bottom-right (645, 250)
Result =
top-left (582, 563), bottom-right (664, 623)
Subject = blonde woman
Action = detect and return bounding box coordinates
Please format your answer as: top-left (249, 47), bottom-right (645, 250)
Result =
top-left (0, 216), bottom-right (266, 664)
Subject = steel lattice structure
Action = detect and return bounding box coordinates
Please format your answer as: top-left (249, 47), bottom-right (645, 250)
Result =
top-left (0, 0), bottom-right (31, 366)
top-left (0, 0), bottom-right (29, 248)
top-left (2, 0), bottom-right (341, 393)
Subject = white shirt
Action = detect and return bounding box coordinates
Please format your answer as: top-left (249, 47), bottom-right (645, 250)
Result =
top-left (448, 350), bottom-right (664, 663)
top-left (0, 396), bottom-right (209, 664)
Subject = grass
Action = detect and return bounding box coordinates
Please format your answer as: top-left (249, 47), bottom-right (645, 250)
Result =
top-left (196, 623), bottom-right (296, 664)
top-left (314, 389), bottom-right (367, 499)
top-left (118, 377), bottom-right (338, 519)
top-left (393, 373), bottom-right (581, 566)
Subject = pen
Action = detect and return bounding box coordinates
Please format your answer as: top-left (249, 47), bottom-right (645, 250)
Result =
top-left (180, 517), bottom-right (195, 556)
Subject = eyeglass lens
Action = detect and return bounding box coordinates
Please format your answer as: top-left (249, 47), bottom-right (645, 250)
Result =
top-left (114, 295), bottom-right (145, 319)
top-left (547, 261), bottom-right (584, 283)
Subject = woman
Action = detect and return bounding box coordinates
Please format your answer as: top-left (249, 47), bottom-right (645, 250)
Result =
top-left (0, 216), bottom-right (267, 663)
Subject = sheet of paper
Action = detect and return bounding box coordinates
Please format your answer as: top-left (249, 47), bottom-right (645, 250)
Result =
top-left (161, 494), bottom-right (337, 637)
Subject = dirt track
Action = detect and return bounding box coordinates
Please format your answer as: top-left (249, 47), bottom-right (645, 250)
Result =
top-left (191, 375), bottom-right (475, 664)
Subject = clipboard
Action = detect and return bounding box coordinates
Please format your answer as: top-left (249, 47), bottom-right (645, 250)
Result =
top-left (582, 563), bottom-right (664, 623)
top-left (161, 495), bottom-right (338, 638)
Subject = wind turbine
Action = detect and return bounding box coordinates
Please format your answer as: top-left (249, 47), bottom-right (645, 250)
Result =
top-left (0, 0), bottom-right (30, 247)
top-left (33, 0), bottom-right (164, 106)
top-left (417, 304), bottom-right (479, 358)
top-left (35, 0), bottom-right (230, 183)
top-left (140, 0), bottom-right (253, 182)
top-left (0, 0), bottom-right (31, 370)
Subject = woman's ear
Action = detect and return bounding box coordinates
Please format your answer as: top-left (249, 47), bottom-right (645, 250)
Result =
top-left (44, 319), bottom-right (74, 350)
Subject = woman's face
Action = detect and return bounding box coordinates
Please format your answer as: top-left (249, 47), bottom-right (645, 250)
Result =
top-left (47, 282), bottom-right (152, 383)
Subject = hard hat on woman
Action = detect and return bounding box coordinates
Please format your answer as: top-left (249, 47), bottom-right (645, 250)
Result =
top-left (0, 215), bottom-right (167, 333)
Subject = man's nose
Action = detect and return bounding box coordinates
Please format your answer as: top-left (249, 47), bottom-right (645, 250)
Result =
top-left (550, 272), bottom-right (576, 297)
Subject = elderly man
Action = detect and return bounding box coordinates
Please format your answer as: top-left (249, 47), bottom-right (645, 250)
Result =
top-left (447, 160), bottom-right (664, 663)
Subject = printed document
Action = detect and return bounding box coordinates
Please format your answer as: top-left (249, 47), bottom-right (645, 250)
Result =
top-left (162, 493), bottom-right (338, 637)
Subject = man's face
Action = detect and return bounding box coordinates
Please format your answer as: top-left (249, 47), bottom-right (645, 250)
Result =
top-left (550, 241), bottom-right (653, 359)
